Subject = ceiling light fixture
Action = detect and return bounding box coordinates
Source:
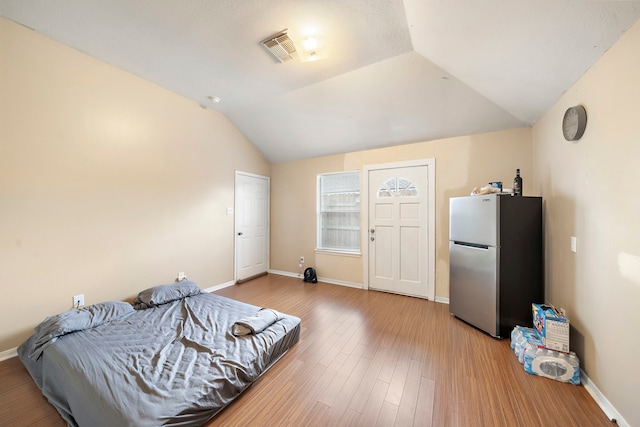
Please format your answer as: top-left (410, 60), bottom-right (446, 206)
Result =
top-left (302, 37), bottom-right (318, 51)
top-left (299, 35), bottom-right (326, 62)
top-left (207, 95), bottom-right (220, 103)
top-left (261, 29), bottom-right (297, 62)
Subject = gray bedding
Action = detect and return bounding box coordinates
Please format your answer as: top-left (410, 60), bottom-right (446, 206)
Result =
top-left (17, 288), bottom-right (301, 427)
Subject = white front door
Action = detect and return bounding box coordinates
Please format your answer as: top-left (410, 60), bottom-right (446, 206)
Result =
top-left (365, 160), bottom-right (434, 299)
top-left (235, 172), bottom-right (269, 282)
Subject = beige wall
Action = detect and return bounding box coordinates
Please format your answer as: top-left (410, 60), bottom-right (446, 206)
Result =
top-left (0, 18), bottom-right (269, 351)
top-left (532, 19), bottom-right (640, 427)
top-left (271, 127), bottom-right (533, 298)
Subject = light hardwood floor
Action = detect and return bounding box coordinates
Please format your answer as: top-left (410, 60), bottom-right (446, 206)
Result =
top-left (1, 274), bottom-right (613, 426)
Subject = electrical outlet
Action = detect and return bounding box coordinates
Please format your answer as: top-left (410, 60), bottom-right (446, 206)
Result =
top-left (73, 294), bottom-right (84, 308)
top-left (177, 272), bottom-right (186, 281)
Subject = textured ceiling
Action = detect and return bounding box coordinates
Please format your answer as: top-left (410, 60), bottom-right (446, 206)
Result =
top-left (2, 0), bottom-right (640, 163)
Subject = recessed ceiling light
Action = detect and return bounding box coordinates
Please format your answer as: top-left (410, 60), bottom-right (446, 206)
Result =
top-left (207, 96), bottom-right (221, 103)
top-left (303, 37), bottom-right (319, 51)
top-left (299, 35), bottom-right (327, 62)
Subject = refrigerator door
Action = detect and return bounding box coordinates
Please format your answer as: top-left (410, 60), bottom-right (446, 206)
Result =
top-left (449, 241), bottom-right (498, 336)
top-left (449, 195), bottom-right (498, 246)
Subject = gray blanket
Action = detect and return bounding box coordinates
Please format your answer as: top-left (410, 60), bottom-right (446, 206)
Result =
top-left (232, 308), bottom-right (283, 336)
top-left (18, 292), bottom-right (300, 427)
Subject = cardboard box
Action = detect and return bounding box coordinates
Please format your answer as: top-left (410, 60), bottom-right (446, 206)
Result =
top-left (532, 303), bottom-right (570, 353)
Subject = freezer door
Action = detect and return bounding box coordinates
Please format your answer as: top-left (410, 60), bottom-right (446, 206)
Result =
top-left (449, 241), bottom-right (499, 336)
top-left (449, 195), bottom-right (498, 246)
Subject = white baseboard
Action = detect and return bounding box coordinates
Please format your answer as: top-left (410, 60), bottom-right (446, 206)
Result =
top-left (435, 296), bottom-right (449, 304)
top-left (268, 269), bottom-right (302, 280)
top-left (269, 270), bottom-right (453, 297)
top-left (203, 280), bottom-right (235, 293)
top-left (581, 369), bottom-right (628, 426)
top-left (0, 347), bottom-right (18, 361)
top-left (317, 275), bottom-right (364, 289)
top-left (268, 269), bottom-right (364, 289)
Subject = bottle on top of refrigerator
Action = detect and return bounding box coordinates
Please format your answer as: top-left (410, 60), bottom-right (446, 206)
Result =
top-left (513, 169), bottom-right (523, 196)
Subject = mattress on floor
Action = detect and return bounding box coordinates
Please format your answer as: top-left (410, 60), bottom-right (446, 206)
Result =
top-left (18, 288), bottom-right (300, 427)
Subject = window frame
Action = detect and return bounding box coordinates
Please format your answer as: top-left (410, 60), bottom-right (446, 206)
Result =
top-left (316, 170), bottom-right (361, 254)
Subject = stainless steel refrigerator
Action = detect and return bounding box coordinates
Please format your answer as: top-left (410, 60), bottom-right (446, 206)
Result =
top-left (449, 194), bottom-right (542, 338)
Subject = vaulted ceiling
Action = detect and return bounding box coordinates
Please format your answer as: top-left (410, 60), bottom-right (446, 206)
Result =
top-left (2, 0), bottom-right (639, 163)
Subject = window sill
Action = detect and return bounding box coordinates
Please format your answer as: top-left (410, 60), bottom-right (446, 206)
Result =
top-left (315, 249), bottom-right (361, 258)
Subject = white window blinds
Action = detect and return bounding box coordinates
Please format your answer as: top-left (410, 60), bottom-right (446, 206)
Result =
top-left (317, 171), bottom-right (360, 253)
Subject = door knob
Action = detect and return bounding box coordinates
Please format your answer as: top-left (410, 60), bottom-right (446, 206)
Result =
top-left (370, 228), bottom-right (375, 234)
top-left (371, 237), bottom-right (375, 241)
top-left (237, 232), bottom-right (243, 236)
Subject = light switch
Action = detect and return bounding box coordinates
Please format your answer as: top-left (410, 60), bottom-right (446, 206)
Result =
top-left (570, 236), bottom-right (577, 253)
top-left (226, 207), bottom-right (233, 215)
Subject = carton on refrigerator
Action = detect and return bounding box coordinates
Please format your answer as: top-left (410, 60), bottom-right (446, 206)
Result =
top-left (532, 303), bottom-right (570, 353)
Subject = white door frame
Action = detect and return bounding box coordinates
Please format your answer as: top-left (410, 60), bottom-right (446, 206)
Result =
top-left (362, 159), bottom-right (436, 300)
top-left (234, 171), bottom-right (270, 283)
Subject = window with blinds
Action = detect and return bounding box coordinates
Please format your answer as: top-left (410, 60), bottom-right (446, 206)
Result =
top-left (317, 171), bottom-right (360, 253)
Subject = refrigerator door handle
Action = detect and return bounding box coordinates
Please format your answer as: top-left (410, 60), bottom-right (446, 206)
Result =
top-left (452, 241), bottom-right (490, 250)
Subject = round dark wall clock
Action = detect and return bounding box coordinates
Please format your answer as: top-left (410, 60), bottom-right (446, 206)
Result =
top-left (562, 105), bottom-right (587, 141)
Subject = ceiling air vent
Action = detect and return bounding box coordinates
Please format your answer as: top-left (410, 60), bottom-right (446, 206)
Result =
top-left (261, 29), bottom-right (297, 62)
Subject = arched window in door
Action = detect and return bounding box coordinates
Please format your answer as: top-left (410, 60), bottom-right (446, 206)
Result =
top-left (377, 177), bottom-right (418, 198)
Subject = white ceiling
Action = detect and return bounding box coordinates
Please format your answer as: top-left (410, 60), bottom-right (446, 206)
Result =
top-left (2, 0), bottom-right (639, 163)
